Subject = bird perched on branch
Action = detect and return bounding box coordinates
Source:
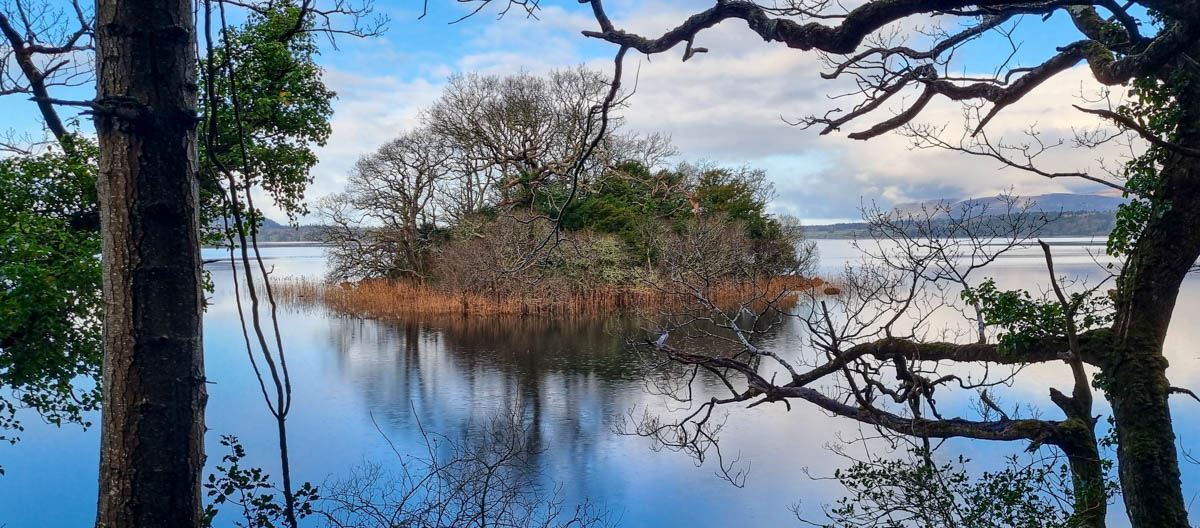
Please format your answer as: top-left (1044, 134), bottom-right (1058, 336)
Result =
top-left (654, 330), bottom-right (669, 350)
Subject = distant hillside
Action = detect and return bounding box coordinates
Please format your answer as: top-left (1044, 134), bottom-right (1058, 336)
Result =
top-left (207, 217), bottom-right (326, 243)
top-left (260, 217), bottom-right (285, 229)
top-left (255, 223), bottom-right (326, 243)
top-left (894, 193), bottom-right (1128, 215)
top-left (806, 211), bottom-right (1117, 239)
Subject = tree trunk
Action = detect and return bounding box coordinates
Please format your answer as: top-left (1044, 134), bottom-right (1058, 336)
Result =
top-left (1106, 82), bottom-right (1200, 527)
top-left (94, 1), bottom-right (205, 527)
top-left (1064, 442), bottom-right (1107, 527)
top-left (1108, 185), bottom-right (1198, 527)
top-left (1051, 398), bottom-right (1107, 527)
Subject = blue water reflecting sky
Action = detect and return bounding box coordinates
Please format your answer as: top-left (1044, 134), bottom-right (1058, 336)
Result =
top-left (4, 239), bottom-right (1200, 527)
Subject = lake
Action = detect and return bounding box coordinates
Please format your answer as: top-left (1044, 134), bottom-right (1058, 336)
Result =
top-left (5, 239), bottom-right (1200, 527)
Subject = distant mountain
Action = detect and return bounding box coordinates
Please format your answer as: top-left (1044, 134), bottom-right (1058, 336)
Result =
top-left (805, 211), bottom-right (1117, 239)
top-left (207, 216), bottom-right (285, 230)
top-left (894, 193), bottom-right (1128, 215)
top-left (253, 223), bottom-right (326, 243)
top-left (204, 216), bottom-right (325, 243)
top-left (807, 193), bottom-right (1127, 239)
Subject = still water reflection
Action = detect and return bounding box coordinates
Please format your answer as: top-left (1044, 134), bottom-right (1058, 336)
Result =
top-left (4, 239), bottom-right (1200, 527)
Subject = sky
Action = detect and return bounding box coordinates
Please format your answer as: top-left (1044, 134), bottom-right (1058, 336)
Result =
top-left (2, 0), bottom-right (1136, 224)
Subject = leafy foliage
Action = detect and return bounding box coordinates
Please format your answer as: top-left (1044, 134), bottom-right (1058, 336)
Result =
top-left (204, 435), bottom-right (318, 528)
top-left (552, 161), bottom-right (802, 275)
top-left (200, 3), bottom-right (336, 240)
top-left (802, 450), bottom-right (1089, 528)
top-left (557, 161), bottom-right (688, 253)
top-left (0, 139), bottom-right (103, 448)
top-left (1108, 75), bottom-right (1182, 257)
top-left (963, 279), bottom-right (1111, 353)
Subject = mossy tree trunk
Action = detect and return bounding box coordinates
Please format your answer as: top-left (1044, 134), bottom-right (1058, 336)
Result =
top-left (1104, 73), bottom-right (1200, 528)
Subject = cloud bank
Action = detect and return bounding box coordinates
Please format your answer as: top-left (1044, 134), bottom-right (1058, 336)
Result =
top-left (299, 1), bottom-right (1131, 224)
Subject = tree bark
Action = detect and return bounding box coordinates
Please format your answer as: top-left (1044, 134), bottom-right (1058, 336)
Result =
top-left (1105, 76), bottom-right (1200, 528)
top-left (1048, 389), bottom-right (1106, 527)
top-left (94, 1), bottom-right (205, 527)
top-left (1063, 439), bottom-right (1107, 528)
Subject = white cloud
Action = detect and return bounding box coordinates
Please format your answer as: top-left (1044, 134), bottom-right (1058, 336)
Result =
top-left (310, 70), bottom-right (443, 193)
top-left (611, 21), bottom-right (1131, 219)
top-left (296, 1), bottom-right (1134, 224)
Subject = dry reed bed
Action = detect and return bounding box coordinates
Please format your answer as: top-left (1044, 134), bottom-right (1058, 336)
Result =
top-left (271, 276), bottom-right (823, 318)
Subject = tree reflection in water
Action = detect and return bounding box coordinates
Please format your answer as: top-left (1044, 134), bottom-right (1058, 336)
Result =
top-left (320, 311), bottom-right (795, 514)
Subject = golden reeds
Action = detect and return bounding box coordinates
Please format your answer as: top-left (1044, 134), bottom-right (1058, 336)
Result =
top-left (272, 275), bottom-right (824, 319)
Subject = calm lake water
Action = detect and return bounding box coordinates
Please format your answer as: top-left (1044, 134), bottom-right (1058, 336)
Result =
top-left (5, 239), bottom-right (1200, 527)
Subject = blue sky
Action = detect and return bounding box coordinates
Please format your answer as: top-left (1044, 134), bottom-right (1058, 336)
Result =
top-left (1, 1), bottom-right (1131, 223)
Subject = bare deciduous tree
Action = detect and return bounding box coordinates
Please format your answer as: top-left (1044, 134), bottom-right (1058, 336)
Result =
top-left (322, 67), bottom-right (671, 281)
top-left (858, 193), bottom-right (1053, 343)
top-left (424, 67), bottom-right (621, 208)
top-left (322, 130), bottom-right (454, 280)
top-left (0, 0), bottom-right (92, 145)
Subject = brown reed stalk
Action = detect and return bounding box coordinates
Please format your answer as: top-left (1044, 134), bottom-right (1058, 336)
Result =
top-left (270, 275), bottom-right (824, 319)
